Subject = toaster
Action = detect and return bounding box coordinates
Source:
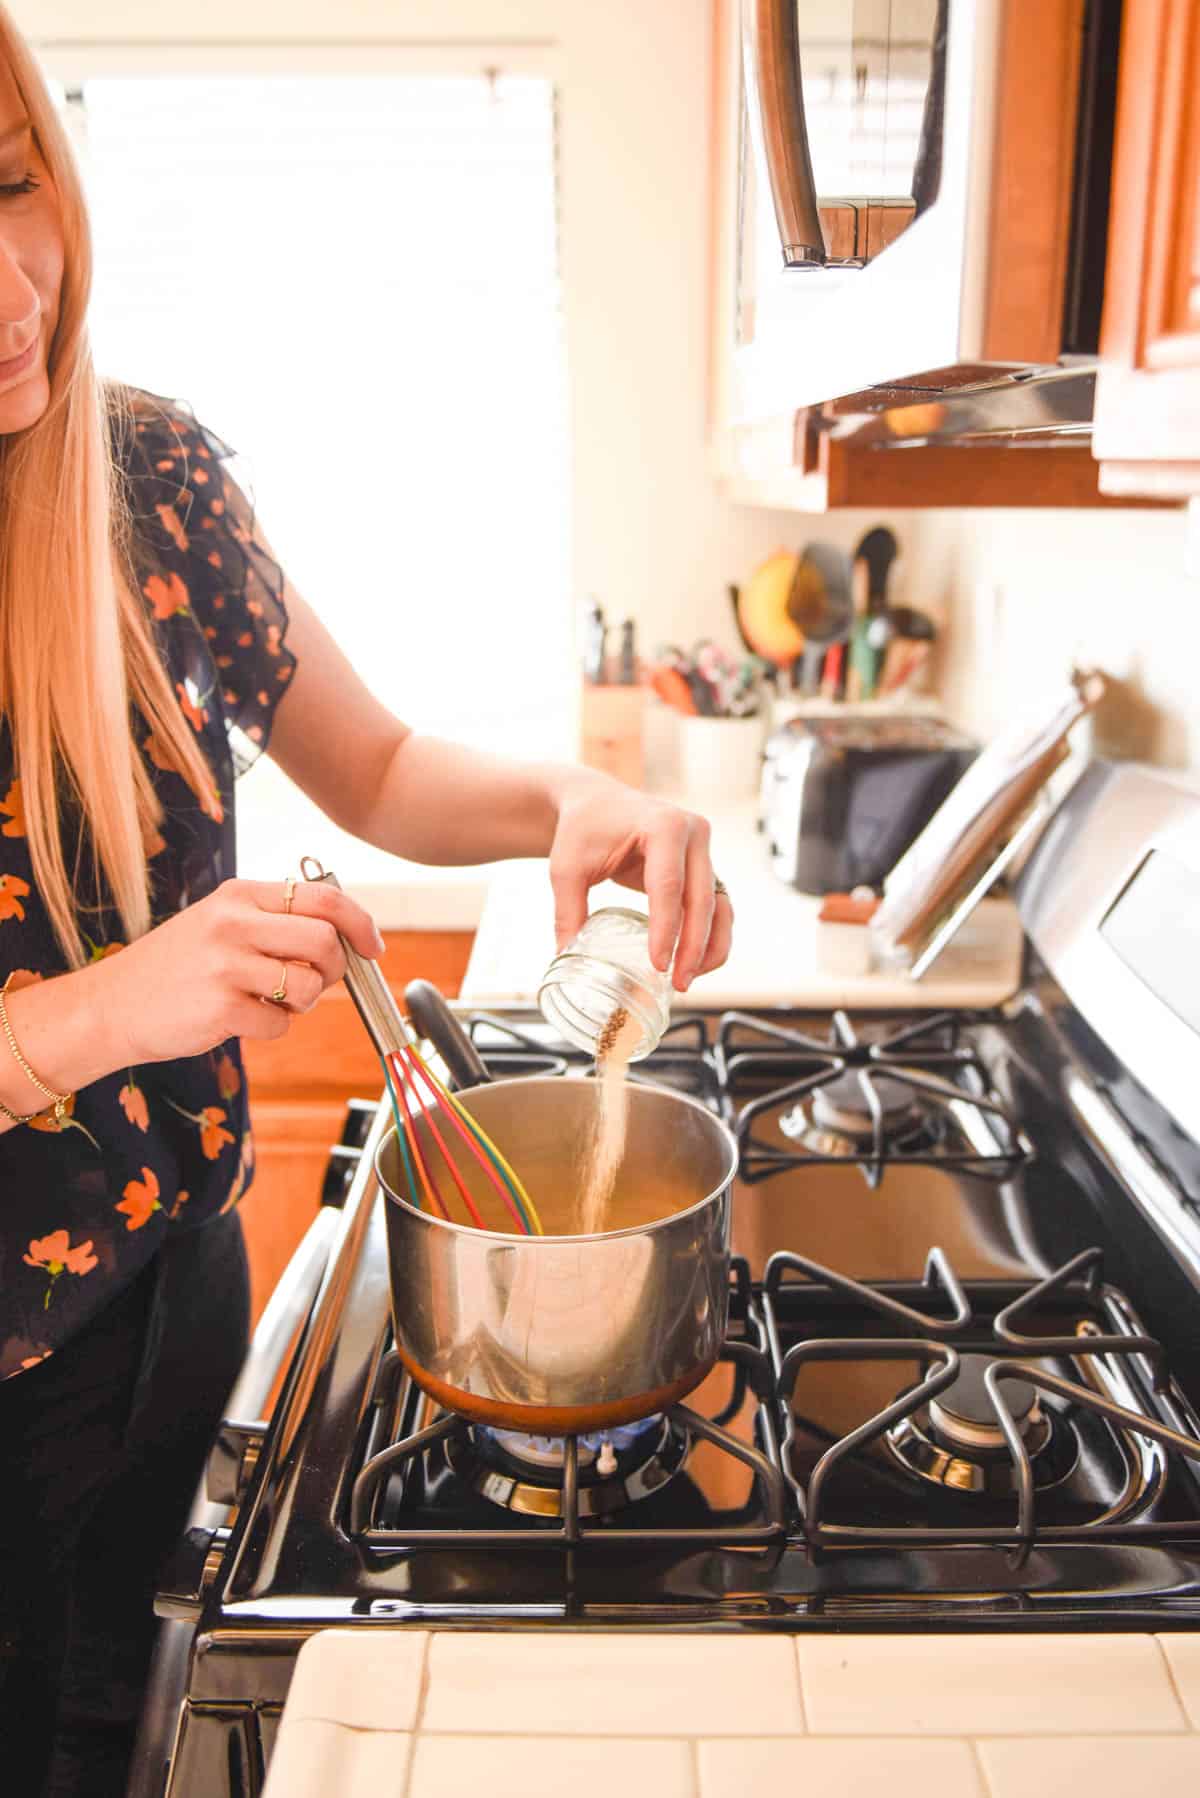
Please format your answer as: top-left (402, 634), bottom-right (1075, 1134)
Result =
top-left (760, 713), bottom-right (977, 894)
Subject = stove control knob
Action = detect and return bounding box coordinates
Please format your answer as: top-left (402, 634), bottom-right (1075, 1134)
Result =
top-left (154, 1525), bottom-right (230, 1623)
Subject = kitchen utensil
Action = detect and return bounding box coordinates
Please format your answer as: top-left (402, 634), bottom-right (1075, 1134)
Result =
top-left (616, 619), bottom-right (637, 685)
top-left (300, 863), bottom-right (542, 1237)
top-left (852, 527), bottom-right (900, 698)
top-left (786, 542), bottom-right (854, 694)
top-left (820, 640), bottom-right (845, 700)
top-left (736, 549), bottom-right (805, 668)
top-left (649, 664), bottom-right (698, 714)
top-left (377, 984), bottom-right (738, 1434)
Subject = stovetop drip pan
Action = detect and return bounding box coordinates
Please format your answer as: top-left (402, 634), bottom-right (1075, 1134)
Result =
top-left (765, 1246), bottom-right (1200, 1566)
top-left (718, 1008), bottom-right (1033, 1189)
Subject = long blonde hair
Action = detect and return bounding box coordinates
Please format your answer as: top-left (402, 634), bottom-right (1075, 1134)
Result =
top-left (0, 9), bottom-right (214, 970)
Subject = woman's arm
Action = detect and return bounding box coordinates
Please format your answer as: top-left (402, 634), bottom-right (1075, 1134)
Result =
top-left (265, 586), bottom-right (731, 988)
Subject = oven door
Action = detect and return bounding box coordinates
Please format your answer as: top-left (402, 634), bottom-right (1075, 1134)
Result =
top-left (727, 0), bottom-right (1092, 416)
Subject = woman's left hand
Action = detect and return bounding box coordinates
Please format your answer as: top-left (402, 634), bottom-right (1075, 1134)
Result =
top-left (548, 773), bottom-right (732, 991)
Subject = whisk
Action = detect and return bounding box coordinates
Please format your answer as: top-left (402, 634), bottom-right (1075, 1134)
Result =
top-left (300, 859), bottom-right (543, 1236)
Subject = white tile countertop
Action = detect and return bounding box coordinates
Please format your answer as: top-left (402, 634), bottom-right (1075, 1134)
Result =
top-left (262, 1628), bottom-right (1200, 1798)
top-left (460, 797), bottom-right (1025, 1013)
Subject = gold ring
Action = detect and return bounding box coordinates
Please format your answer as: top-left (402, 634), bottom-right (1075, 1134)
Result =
top-left (283, 875), bottom-right (296, 915)
top-left (713, 876), bottom-right (730, 901)
top-left (269, 962), bottom-right (289, 1006)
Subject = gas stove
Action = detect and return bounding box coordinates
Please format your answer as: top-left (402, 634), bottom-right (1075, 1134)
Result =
top-left (138, 762), bottom-right (1200, 1796)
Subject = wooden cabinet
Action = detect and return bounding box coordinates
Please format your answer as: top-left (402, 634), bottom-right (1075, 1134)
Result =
top-left (238, 929), bottom-right (474, 1323)
top-left (1093, 0), bottom-right (1200, 497)
top-left (708, 0), bottom-right (1153, 511)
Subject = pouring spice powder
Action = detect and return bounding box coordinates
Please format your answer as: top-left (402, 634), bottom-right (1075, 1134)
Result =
top-left (577, 1004), bottom-right (641, 1234)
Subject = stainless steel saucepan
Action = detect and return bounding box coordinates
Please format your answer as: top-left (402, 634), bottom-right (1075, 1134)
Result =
top-left (378, 980), bottom-right (738, 1435)
top-left (303, 862), bottom-right (740, 1436)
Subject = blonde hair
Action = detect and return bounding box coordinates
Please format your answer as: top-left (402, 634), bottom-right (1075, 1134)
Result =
top-left (0, 8), bottom-right (214, 969)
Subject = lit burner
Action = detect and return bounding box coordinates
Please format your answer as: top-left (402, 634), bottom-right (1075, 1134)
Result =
top-left (482, 1417), bottom-right (660, 1473)
top-left (782, 1069), bottom-right (924, 1155)
top-left (887, 1355), bottom-right (1076, 1496)
top-left (450, 1413), bottom-right (690, 1517)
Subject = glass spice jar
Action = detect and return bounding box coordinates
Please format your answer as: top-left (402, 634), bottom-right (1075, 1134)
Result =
top-left (538, 907), bottom-right (672, 1062)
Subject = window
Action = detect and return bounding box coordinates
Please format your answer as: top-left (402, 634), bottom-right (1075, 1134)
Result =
top-left (61, 71), bottom-right (570, 884)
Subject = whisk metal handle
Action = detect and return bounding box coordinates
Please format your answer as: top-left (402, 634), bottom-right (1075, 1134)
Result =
top-left (299, 858), bottom-right (412, 1062)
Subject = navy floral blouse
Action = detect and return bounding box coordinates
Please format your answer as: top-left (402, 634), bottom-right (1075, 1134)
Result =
top-left (0, 392), bottom-right (297, 1381)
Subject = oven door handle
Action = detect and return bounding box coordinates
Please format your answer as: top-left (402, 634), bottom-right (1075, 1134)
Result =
top-left (741, 0), bottom-right (827, 268)
top-left (206, 1205), bottom-right (342, 1508)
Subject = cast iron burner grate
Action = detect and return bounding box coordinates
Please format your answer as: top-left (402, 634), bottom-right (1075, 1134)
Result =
top-left (465, 1011), bottom-right (720, 1106)
top-left (763, 1246), bottom-right (1200, 1567)
top-left (348, 1258), bottom-right (787, 1551)
top-left (717, 1008), bottom-right (1032, 1189)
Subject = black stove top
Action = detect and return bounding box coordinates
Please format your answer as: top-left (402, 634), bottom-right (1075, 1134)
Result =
top-left (142, 762), bottom-right (1200, 1797)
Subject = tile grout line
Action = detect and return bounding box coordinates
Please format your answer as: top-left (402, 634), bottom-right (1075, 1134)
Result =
top-left (1152, 1635), bottom-right (1195, 1731)
top-left (399, 1631), bottom-right (433, 1798)
top-left (790, 1638), bottom-right (808, 1733)
top-left (967, 1735), bottom-right (993, 1797)
top-left (688, 1736), bottom-right (701, 1798)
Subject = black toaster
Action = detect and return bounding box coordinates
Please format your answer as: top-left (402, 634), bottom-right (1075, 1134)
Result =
top-left (760, 713), bottom-right (977, 894)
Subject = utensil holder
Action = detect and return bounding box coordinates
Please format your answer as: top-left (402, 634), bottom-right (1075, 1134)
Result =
top-left (678, 713), bottom-right (764, 800)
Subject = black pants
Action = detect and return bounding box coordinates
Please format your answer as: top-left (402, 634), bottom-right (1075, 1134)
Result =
top-left (0, 1212), bottom-right (250, 1798)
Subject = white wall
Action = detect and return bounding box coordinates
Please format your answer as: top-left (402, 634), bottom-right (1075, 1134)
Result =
top-left (21, 0), bottom-right (884, 662)
top-left (908, 507), bottom-right (1200, 772)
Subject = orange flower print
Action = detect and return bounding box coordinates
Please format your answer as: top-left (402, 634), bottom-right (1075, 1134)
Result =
top-left (155, 502), bottom-right (189, 552)
top-left (265, 625), bottom-right (282, 657)
top-left (199, 1106), bottom-right (236, 1159)
top-left (4, 968), bottom-right (41, 993)
top-left (176, 680), bottom-right (210, 733)
top-left (24, 1228), bottom-right (98, 1309)
top-left (116, 1165), bottom-right (161, 1231)
top-left (201, 788), bottom-right (224, 825)
top-left (145, 825), bottom-right (167, 859)
top-left (0, 777), bottom-right (25, 837)
top-left (192, 466), bottom-right (209, 485)
top-left (0, 872), bottom-right (31, 922)
top-left (213, 1050), bottom-right (241, 1101)
top-left (209, 497), bottom-right (225, 516)
top-left (144, 571), bottom-right (190, 621)
top-left (21, 1349), bottom-right (51, 1369)
top-left (168, 1188), bottom-right (190, 1221)
top-left (164, 1095), bottom-right (236, 1161)
top-left (27, 1092), bottom-right (101, 1151)
top-left (119, 1077), bottom-right (150, 1132)
top-left (237, 631), bottom-right (253, 649)
top-left (247, 598), bottom-right (264, 619)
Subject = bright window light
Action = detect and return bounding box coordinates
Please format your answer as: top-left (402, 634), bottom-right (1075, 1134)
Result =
top-left (64, 73), bottom-right (571, 883)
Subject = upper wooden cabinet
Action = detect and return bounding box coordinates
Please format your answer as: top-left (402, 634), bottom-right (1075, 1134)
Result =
top-left (709, 0), bottom-right (1156, 510)
top-left (1093, 0), bottom-right (1200, 498)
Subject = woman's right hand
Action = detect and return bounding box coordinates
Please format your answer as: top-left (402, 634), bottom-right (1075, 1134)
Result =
top-left (92, 876), bottom-right (386, 1066)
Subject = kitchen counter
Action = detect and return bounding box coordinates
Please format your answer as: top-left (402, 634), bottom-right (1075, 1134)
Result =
top-left (460, 798), bottom-right (1025, 1012)
top-left (263, 1627), bottom-right (1200, 1797)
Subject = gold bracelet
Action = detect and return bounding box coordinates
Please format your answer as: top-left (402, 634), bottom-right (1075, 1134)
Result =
top-left (0, 972), bottom-right (72, 1125)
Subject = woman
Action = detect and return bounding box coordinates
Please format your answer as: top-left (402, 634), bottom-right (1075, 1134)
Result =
top-left (0, 13), bottom-right (730, 1794)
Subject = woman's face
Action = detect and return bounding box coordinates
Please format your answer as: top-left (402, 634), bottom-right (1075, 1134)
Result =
top-left (0, 62), bottom-right (62, 434)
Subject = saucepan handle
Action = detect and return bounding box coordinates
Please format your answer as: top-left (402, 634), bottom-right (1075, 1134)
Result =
top-left (404, 978), bottom-right (492, 1090)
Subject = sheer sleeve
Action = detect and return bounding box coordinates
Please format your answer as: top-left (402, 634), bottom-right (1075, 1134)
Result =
top-left (127, 397), bottom-right (299, 777)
